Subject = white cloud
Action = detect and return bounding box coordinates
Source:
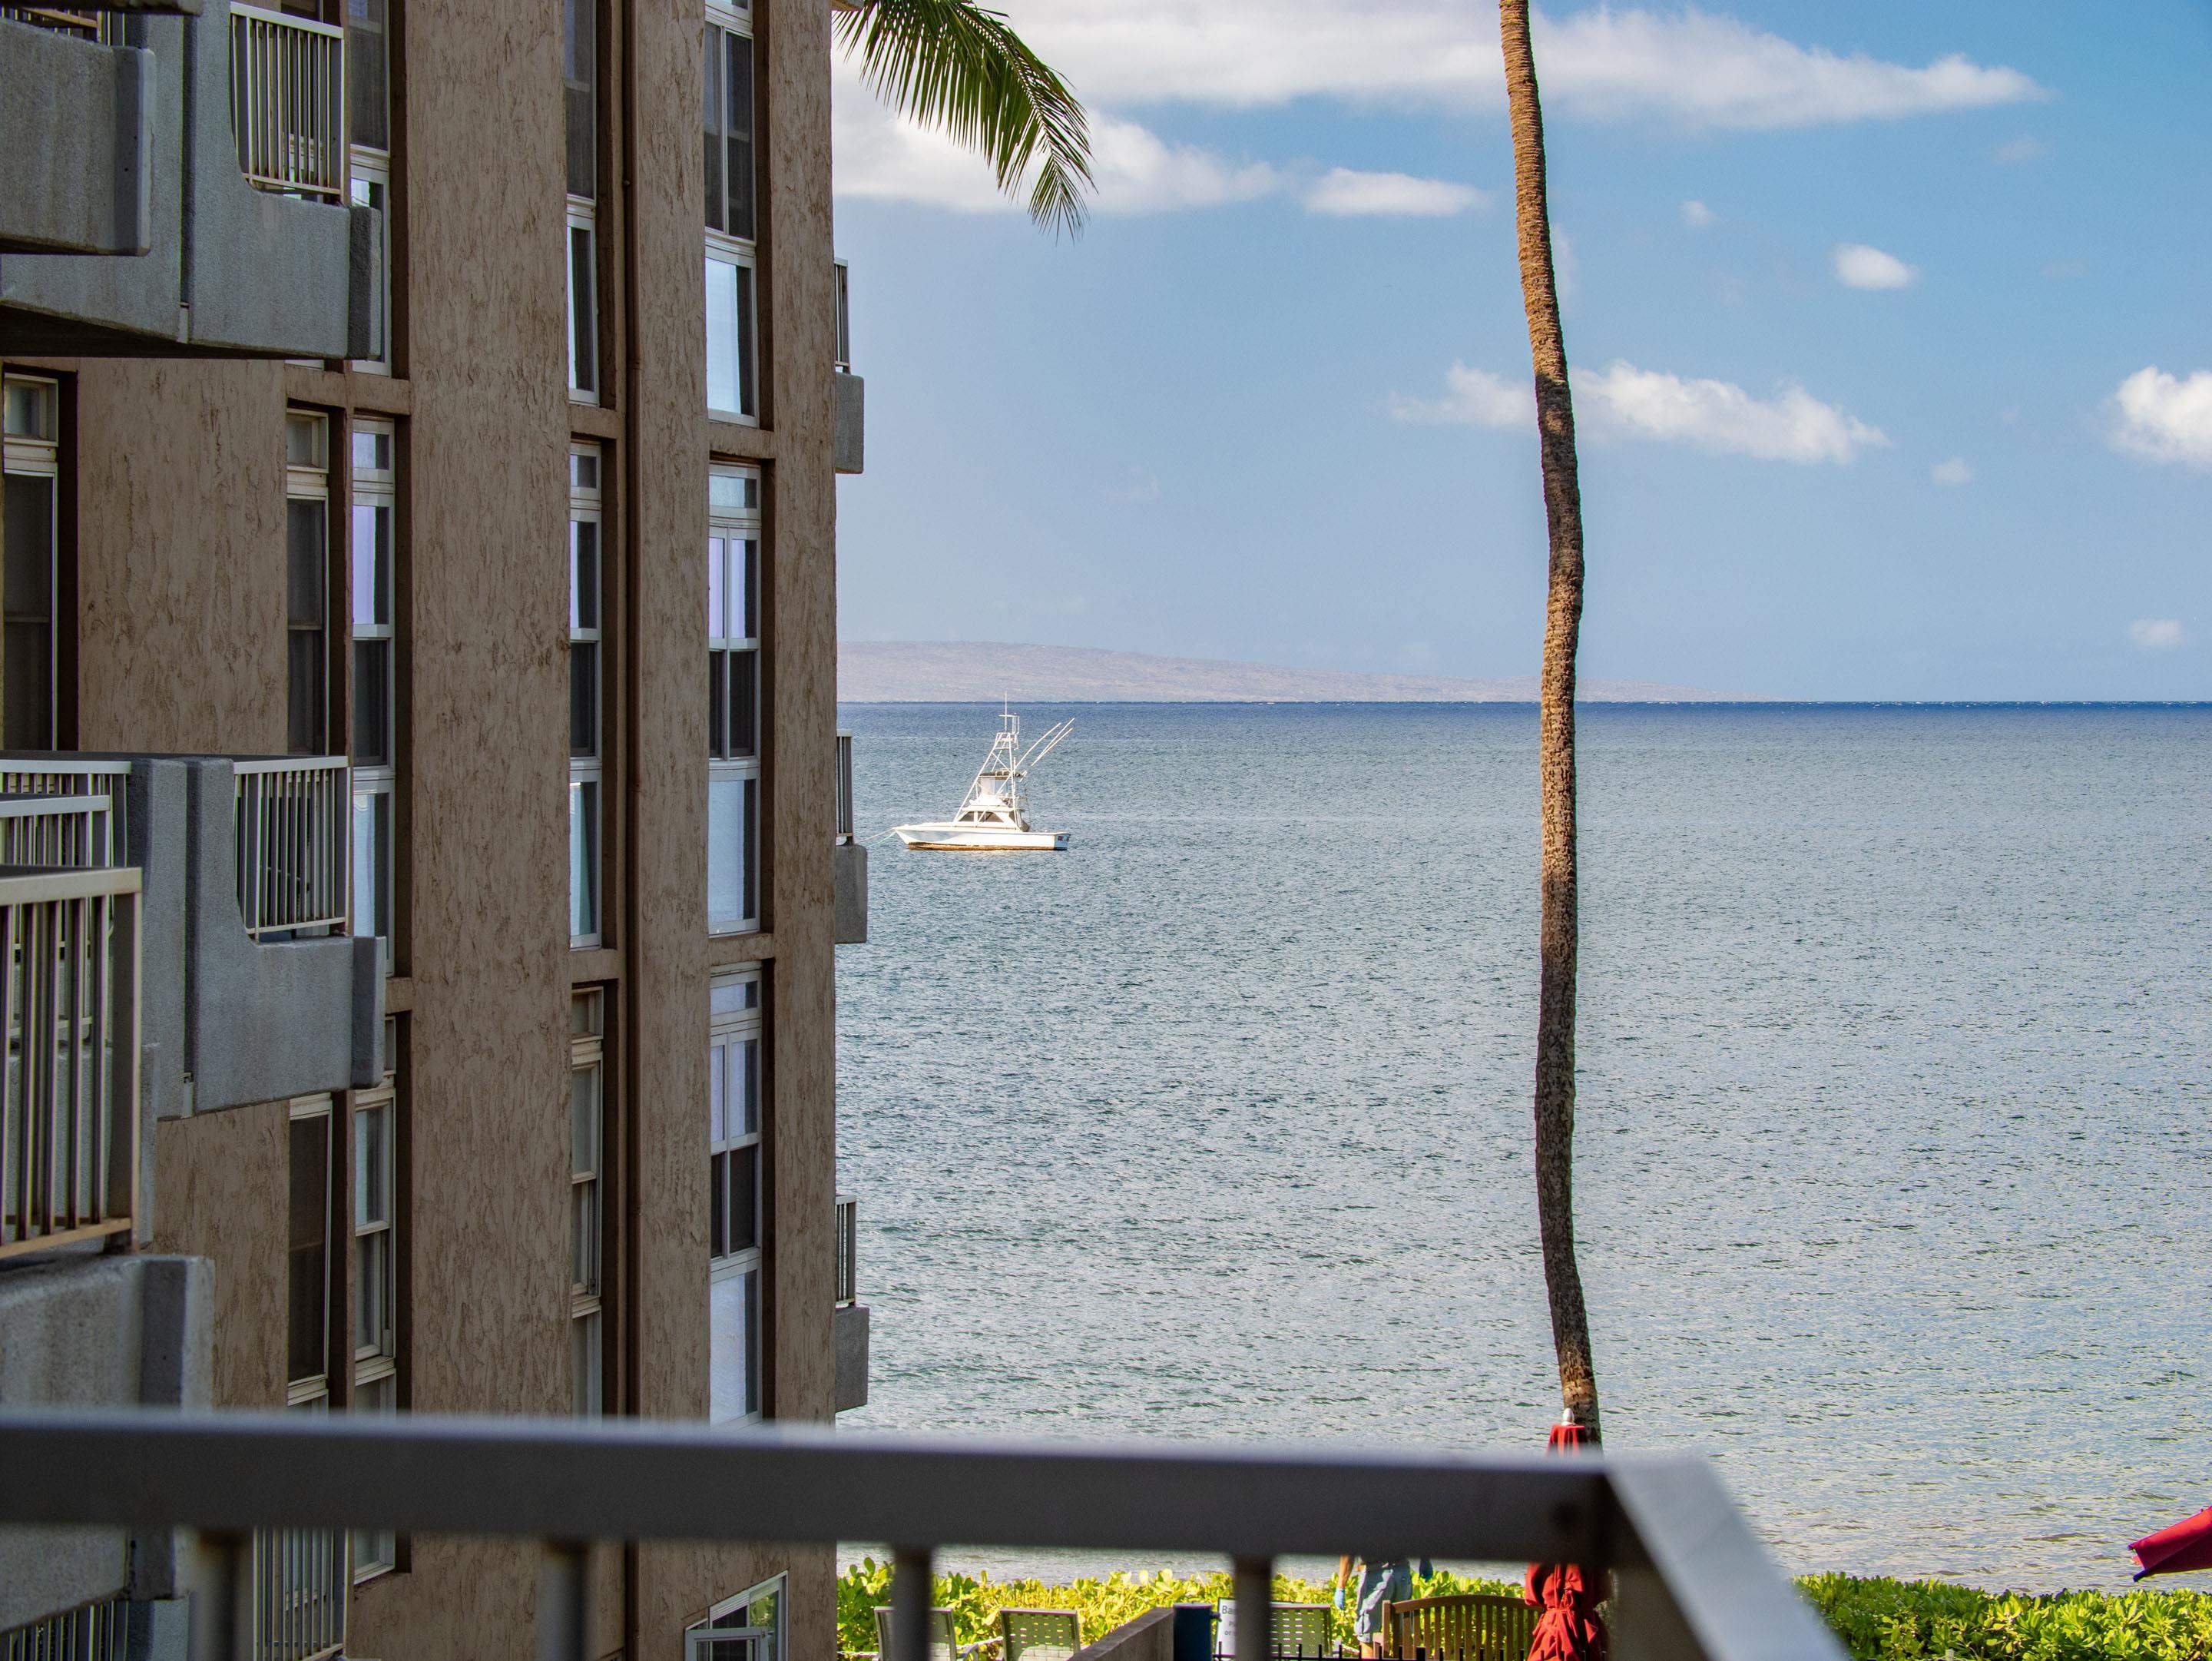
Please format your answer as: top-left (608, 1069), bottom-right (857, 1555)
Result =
top-left (1389, 363), bottom-right (1532, 428)
top-left (1993, 134), bottom-right (2048, 163)
top-left (832, 73), bottom-right (1277, 216)
top-left (1681, 199), bottom-right (1717, 227)
top-left (1832, 243), bottom-right (1919, 290)
top-left (2129, 619), bottom-right (2189, 652)
top-left (2110, 368), bottom-right (2212, 470)
top-left (1303, 167), bottom-right (1487, 217)
top-left (834, 8), bottom-right (2041, 220)
top-left (1391, 360), bottom-right (1886, 463)
top-left (835, 70), bottom-right (1489, 220)
top-left (996, 2), bottom-right (2041, 128)
top-left (1579, 361), bottom-right (1888, 462)
top-left (1930, 456), bottom-right (1972, 486)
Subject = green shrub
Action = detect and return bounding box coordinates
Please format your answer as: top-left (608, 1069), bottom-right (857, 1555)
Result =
top-left (839, 1564), bottom-right (2212, 1661)
top-left (1796, 1576), bottom-right (2212, 1661)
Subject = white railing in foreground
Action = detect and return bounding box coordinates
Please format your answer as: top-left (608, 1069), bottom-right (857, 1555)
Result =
top-left (228, 2), bottom-right (346, 201)
top-left (0, 865), bottom-right (141, 1261)
top-left (252, 1525), bottom-right (346, 1661)
top-left (233, 758), bottom-right (349, 938)
top-left (836, 731), bottom-right (856, 842)
top-left (0, 1413), bottom-right (1847, 1661)
top-left (836, 1193), bottom-right (858, 1305)
top-left (0, 760), bottom-right (131, 866)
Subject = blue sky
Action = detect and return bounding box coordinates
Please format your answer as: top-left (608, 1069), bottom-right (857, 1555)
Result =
top-left (830, 3), bottom-right (2212, 700)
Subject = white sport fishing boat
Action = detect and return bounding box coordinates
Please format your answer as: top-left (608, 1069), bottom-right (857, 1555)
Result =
top-left (892, 708), bottom-right (1073, 851)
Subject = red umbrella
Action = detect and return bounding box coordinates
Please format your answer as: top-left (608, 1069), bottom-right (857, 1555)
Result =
top-left (2131, 1508), bottom-right (2212, 1580)
top-left (1525, 1423), bottom-right (1607, 1661)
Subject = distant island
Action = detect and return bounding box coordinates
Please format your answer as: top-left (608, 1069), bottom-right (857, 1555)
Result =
top-left (841, 641), bottom-right (1750, 704)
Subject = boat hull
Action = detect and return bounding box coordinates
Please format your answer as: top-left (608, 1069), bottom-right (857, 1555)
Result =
top-left (892, 823), bottom-right (1070, 852)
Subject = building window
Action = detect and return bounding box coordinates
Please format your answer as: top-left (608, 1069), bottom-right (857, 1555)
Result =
top-left (565, 0), bottom-right (599, 402)
top-left (707, 466), bottom-right (760, 933)
top-left (347, 0), bottom-right (392, 371)
top-left (570, 446), bottom-right (604, 946)
top-left (708, 971), bottom-right (762, 1424)
top-left (286, 412), bottom-right (331, 755)
top-left (346, 0), bottom-right (389, 152)
top-left (288, 1094), bottom-right (337, 1407)
top-left (350, 151), bottom-right (392, 374)
top-left (568, 205), bottom-right (599, 403)
top-left (1, 374), bottom-right (60, 751)
top-left (571, 990), bottom-right (607, 1417)
top-left (704, 1), bottom-right (757, 421)
top-left (351, 419), bottom-right (397, 970)
top-left (351, 1018), bottom-right (401, 1581)
top-left (687, 1576), bottom-right (783, 1661)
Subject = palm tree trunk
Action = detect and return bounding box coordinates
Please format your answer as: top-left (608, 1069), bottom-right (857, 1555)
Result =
top-left (1498, 0), bottom-right (1600, 1440)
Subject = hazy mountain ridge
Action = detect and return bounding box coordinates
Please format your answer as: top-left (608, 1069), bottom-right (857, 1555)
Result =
top-left (841, 641), bottom-right (1753, 704)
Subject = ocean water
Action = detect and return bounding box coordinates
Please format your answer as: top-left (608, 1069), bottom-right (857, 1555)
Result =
top-left (833, 703), bottom-right (2212, 1592)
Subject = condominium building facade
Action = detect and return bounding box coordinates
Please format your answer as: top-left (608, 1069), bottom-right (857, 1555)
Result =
top-left (0, 0), bottom-right (868, 1656)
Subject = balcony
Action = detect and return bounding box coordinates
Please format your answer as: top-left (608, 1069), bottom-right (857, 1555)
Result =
top-left (0, 860), bottom-right (141, 1261)
top-left (0, 1411), bottom-right (1846, 1661)
top-left (835, 258), bottom-right (865, 475)
top-left (0, 754), bottom-right (380, 1118)
top-left (834, 730), bottom-right (868, 946)
top-left (0, 0), bottom-right (373, 357)
top-left (834, 1192), bottom-right (869, 1413)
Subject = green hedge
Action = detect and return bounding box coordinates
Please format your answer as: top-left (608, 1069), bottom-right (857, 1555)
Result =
top-left (839, 1563), bottom-right (2212, 1661)
top-left (1799, 1575), bottom-right (2212, 1661)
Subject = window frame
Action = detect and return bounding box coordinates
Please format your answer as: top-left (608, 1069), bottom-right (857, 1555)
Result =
top-left (570, 444), bottom-right (605, 947)
top-left (349, 1016), bottom-right (402, 1585)
top-left (707, 466), bottom-right (760, 936)
top-left (567, 201), bottom-right (601, 404)
top-left (285, 409), bottom-right (333, 757)
top-left (286, 1092), bottom-right (338, 1409)
top-left (687, 1572), bottom-right (785, 1661)
top-left (1, 373), bottom-right (61, 751)
top-left (707, 969), bottom-right (763, 1425)
top-left (703, 0), bottom-right (759, 424)
top-left (570, 989), bottom-right (608, 1417)
top-left (348, 147), bottom-right (392, 374)
top-left (350, 417), bottom-right (397, 972)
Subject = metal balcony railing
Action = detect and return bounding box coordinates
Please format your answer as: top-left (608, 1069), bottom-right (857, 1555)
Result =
top-left (834, 259), bottom-right (853, 373)
top-left (1, 1592), bottom-right (131, 1661)
top-left (0, 1413), bottom-right (1847, 1661)
top-left (0, 3), bottom-right (120, 40)
top-left (228, 2), bottom-right (346, 202)
top-left (836, 1193), bottom-right (857, 1306)
top-left (0, 761), bottom-right (131, 866)
top-left (251, 1525), bottom-right (347, 1661)
top-left (0, 791), bottom-right (117, 870)
top-left (836, 731), bottom-right (856, 843)
top-left (233, 758), bottom-right (349, 938)
top-left (0, 864), bottom-right (142, 1262)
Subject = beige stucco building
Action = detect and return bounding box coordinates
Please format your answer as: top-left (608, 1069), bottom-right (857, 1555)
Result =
top-left (0, 0), bottom-right (868, 1654)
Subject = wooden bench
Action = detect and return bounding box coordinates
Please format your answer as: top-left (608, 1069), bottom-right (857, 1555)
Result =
top-left (1382, 1594), bottom-right (1535, 1661)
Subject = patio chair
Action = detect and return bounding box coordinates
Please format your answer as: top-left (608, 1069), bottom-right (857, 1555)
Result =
top-left (873, 1606), bottom-right (998, 1661)
top-left (1382, 1594), bottom-right (1535, 1661)
top-left (999, 1608), bottom-right (1082, 1661)
top-left (1215, 1600), bottom-right (1336, 1657)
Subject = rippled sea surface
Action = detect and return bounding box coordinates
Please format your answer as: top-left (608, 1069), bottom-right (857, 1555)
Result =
top-left (833, 703), bottom-right (2212, 1591)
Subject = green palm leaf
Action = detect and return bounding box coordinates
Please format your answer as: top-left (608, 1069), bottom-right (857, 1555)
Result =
top-left (835, 0), bottom-right (1095, 237)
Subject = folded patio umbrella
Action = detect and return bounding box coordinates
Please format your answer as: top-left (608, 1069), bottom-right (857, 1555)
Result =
top-left (1525, 1422), bottom-right (1607, 1661)
top-left (2131, 1507), bottom-right (2212, 1579)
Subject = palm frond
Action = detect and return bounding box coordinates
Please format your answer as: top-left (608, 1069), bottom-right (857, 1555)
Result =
top-left (836, 0), bottom-right (1094, 237)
